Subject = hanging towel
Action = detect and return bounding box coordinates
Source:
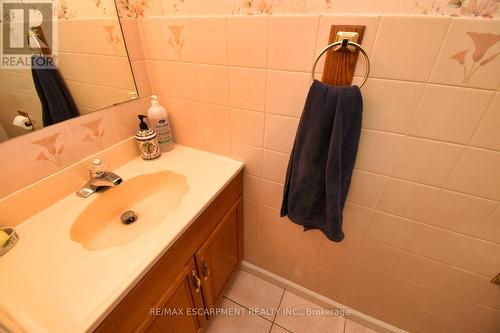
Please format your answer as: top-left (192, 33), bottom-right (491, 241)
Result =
top-left (280, 80), bottom-right (363, 242)
top-left (31, 56), bottom-right (79, 126)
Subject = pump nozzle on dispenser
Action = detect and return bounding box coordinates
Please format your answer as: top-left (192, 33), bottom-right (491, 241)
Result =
top-left (138, 114), bottom-right (149, 130)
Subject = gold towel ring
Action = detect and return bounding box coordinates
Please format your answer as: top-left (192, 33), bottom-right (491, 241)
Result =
top-left (311, 38), bottom-right (370, 88)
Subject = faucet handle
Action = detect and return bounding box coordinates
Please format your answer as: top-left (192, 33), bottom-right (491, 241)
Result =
top-left (89, 158), bottom-right (107, 178)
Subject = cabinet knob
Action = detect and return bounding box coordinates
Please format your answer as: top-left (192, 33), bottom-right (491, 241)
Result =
top-left (201, 258), bottom-right (210, 280)
top-left (191, 270), bottom-right (201, 292)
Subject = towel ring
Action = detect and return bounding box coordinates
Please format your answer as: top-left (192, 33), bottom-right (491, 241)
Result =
top-left (311, 38), bottom-right (370, 88)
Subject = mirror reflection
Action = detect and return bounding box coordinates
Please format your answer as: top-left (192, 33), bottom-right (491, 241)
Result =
top-left (0, 0), bottom-right (138, 143)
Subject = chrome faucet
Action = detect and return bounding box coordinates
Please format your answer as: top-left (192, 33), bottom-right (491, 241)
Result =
top-left (76, 159), bottom-right (123, 198)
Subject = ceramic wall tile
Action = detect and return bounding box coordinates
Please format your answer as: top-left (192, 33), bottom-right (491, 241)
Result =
top-left (377, 178), bottom-right (440, 222)
top-left (461, 305), bottom-right (500, 333)
top-left (190, 17), bottom-right (228, 65)
top-left (355, 129), bottom-right (404, 175)
top-left (366, 212), bottom-right (421, 250)
top-left (390, 137), bottom-right (464, 186)
top-left (227, 16), bottom-right (269, 68)
top-left (470, 93), bottom-right (500, 151)
top-left (0, 141), bottom-right (35, 198)
top-left (370, 16), bottom-right (449, 81)
top-left (228, 67), bottom-right (267, 112)
top-left (454, 239), bottom-right (500, 277)
top-left (361, 78), bottom-right (425, 134)
top-left (342, 203), bottom-right (373, 236)
top-left (262, 149), bottom-right (289, 183)
top-left (260, 226), bottom-right (320, 262)
top-left (66, 111), bottom-right (119, 158)
top-left (446, 147), bottom-right (500, 201)
top-left (410, 224), bottom-right (471, 263)
top-left (481, 285), bottom-right (500, 310)
top-left (430, 18), bottom-right (500, 90)
top-left (355, 239), bottom-right (406, 272)
top-left (14, 124), bottom-right (83, 181)
top-left (147, 60), bottom-right (197, 99)
top-left (264, 114), bottom-right (299, 154)
top-left (408, 309), bottom-right (454, 333)
top-left (436, 267), bottom-right (493, 302)
top-left (259, 179), bottom-right (284, 209)
top-left (477, 206), bottom-right (500, 244)
top-left (422, 189), bottom-right (497, 236)
top-left (390, 251), bottom-right (449, 288)
top-left (231, 143), bottom-right (264, 177)
top-left (265, 70), bottom-right (310, 117)
top-left (163, 97), bottom-right (203, 133)
top-left (420, 291), bottom-right (475, 321)
top-left (195, 64), bottom-right (229, 105)
top-left (347, 169), bottom-right (387, 208)
top-left (231, 109), bottom-right (265, 146)
top-left (203, 137), bottom-right (232, 156)
top-left (408, 84), bottom-right (493, 144)
top-left (268, 15), bottom-right (320, 72)
top-left (243, 215), bottom-right (260, 242)
top-left (199, 103), bottom-right (231, 140)
top-left (140, 17), bottom-right (192, 61)
top-left (260, 205), bottom-right (302, 239)
top-left (172, 128), bottom-right (205, 149)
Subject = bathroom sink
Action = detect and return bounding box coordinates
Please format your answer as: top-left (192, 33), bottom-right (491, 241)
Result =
top-left (70, 170), bottom-right (188, 250)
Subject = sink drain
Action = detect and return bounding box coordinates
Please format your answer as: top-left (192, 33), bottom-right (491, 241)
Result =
top-left (121, 210), bottom-right (138, 224)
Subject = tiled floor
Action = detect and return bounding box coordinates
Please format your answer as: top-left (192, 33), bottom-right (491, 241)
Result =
top-left (205, 269), bottom-right (380, 333)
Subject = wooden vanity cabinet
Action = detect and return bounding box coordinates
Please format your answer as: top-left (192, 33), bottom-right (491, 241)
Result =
top-left (95, 173), bottom-right (243, 333)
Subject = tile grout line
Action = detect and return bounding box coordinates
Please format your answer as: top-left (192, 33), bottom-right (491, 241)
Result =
top-left (143, 58), bottom-right (499, 92)
top-left (221, 295), bottom-right (274, 325)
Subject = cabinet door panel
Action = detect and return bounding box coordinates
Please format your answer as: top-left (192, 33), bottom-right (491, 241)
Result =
top-left (146, 259), bottom-right (204, 333)
top-left (196, 199), bottom-right (242, 308)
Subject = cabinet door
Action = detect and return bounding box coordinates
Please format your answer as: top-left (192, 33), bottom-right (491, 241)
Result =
top-left (195, 199), bottom-right (242, 308)
top-left (146, 258), bottom-right (206, 333)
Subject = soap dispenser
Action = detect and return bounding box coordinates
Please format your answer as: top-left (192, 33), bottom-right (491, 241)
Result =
top-left (147, 95), bottom-right (173, 152)
top-left (136, 115), bottom-right (161, 160)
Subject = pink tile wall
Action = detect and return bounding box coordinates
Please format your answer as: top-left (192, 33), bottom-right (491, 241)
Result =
top-left (140, 14), bottom-right (500, 333)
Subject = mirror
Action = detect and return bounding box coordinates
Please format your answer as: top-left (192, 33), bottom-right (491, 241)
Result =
top-left (0, 0), bottom-right (138, 143)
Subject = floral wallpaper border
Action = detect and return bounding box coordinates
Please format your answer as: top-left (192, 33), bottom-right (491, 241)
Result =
top-left (120, 0), bottom-right (499, 18)
top-left (57, 0), bottom-right (499, 19)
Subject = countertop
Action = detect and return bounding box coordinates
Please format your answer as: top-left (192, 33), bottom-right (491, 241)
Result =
top-left (0, 145), bottom-right (244, 333)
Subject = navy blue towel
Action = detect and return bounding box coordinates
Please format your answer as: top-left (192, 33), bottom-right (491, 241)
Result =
top-left (280, 80), bottom-right (363, 242)
top-left (31, 56), bottom-right (79, 126)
